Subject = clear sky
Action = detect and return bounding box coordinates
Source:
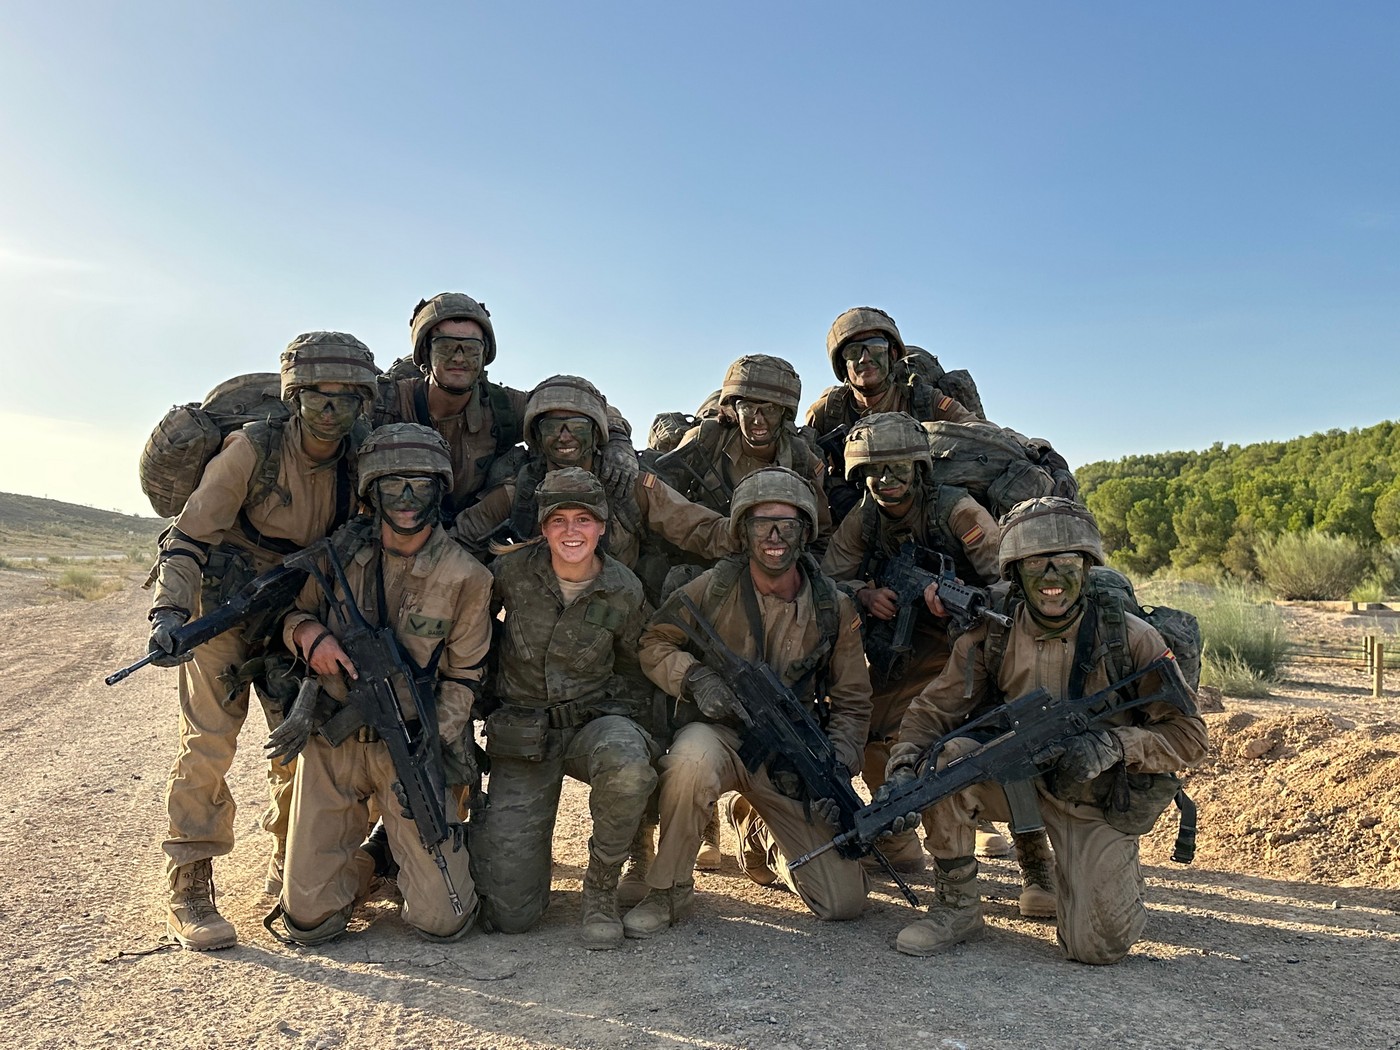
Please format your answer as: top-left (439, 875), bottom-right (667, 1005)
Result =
top-left (1, 2), bottom-right (1396, 517)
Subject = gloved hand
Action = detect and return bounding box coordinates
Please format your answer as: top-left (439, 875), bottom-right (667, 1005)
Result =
top-left (811, 797), bottom-right (841, 827)
top-left (601, 438), bottom-right (640, 499)
top-left (1054, 728), bottom-right (1124, 782)
top-left (147, 609), bottom-right (190, 667)
top-left (391, 780), bottom-right (414, 820)
top-left (682, 665), bottom-right (751, 725)
top-left (442, 737), bottom-right (480, 795)
top-left (264, 679), bottom-right (323, 765)
top-left (873, 765), bottom-right (921, 836)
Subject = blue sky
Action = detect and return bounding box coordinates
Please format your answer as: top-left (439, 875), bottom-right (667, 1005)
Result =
top-left (1, 2), bottom-right (1396, 516)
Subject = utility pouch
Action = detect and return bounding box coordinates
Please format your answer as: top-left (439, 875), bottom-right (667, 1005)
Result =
top-left (484, 706), bottom-right (550, 762)
top-left (1103, 770), bottom-right (1183, 835)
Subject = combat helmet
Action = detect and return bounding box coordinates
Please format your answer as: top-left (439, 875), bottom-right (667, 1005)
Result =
top-left (826, 306), bottom-right (907, 380)
top-left (843, 412), bottom-right (932, 480)
top-left (536, 466), bottom-right (610, 523)
top-left (524, 375), bottom-right (609, 446)
top-left (719, 355), bottom-right (802, 417)
top-left (728, 465), bottom-right (818, 545)
top-left (356, 423), bottom-right (453, 497)
top-left (409, 292), bottom-right (498, 369)
top-left (997, 496), bottom-right (1105, 581)
top-left (279, 332), bottom-right (378, 402)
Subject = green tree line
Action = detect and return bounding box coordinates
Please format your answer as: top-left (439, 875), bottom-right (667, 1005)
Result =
top-left (1076, 420), bottom-right (1400, 578)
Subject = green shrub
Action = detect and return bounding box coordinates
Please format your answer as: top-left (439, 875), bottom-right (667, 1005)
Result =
top-left (0, 555), bottom-right (11, 570)
top-left (1255, 530), bottom-right (1370, 600)
top-left (54, 567), bottom-right (119, 601)
top-left (1351, 577), bottom-right (1387, 604)
top-left (1202, 654), bottom-right (1273, 698)
top-left (1159, 582), bottom-right (1289, 684)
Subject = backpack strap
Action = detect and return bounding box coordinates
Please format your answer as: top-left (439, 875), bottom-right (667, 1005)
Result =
top-left (908, 373), bottom-right (935, 421)
top-left (854, 496), bottom-right (881, 581)
top-left (411, 380), bottom-right (433, 427)
top-left (484, 378), bottom-right (522, 454)
top-left (972, 581), bottom-right (1016, 700)
top-left (784, 555), bottom-right (841, 716)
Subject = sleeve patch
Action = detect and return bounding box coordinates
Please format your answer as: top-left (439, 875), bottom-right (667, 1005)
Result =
top-left (1162, 648), bottom-right (1176, 661)
top-left (849, 614), bottom-right (863, 632)
top-left (641, 471), bottom-right (657, 489)
top-left (938, 395), bottom-right (954, 410)
top-left (960, 524), bottom-right (984, 546)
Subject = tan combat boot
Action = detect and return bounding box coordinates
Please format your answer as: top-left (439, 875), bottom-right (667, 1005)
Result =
top-left (580, 842), bottom-right (626, 951)
top-left (1014, 829), bottom-right (1057, 919)
top-left (697, 805), bottom-right (723, 871)
top-left (617, 821), bottom-right (656, 909)
top-left (895, 857), bottom-right (985, 957)
top-left (167, 859), bottom-right (237, 951)
top-left (621, 881), bottom-right (695, 939)
top-left (975, 820), bottom-right (1012, 858)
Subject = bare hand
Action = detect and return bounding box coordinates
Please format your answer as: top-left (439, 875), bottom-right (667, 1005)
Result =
top-left (922, 580), bottom-right (947, 618)
top-left (859, 586), bottom-right (899, 621)
top-left (294, 621), bottom-right (358, 680)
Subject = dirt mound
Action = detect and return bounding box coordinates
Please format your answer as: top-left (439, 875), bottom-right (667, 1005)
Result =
top-left (1166, 710), bottom-right (1400, 891)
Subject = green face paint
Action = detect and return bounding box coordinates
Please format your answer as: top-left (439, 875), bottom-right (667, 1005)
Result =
top-left (842, 338), bottom-right (892, 396)
top-left (744, 513), bottom-right (805, 577)
top-left (429, 336), bottom-right (486, 394)
top-left (373, 474), bottom-right (440, 535)
top-left (864, 460), bottom-right (916, 508)
top-left (537, 414), bottom-right (599, 469)
top-left (298, 388), bottom-right (361, 442)
top-left (1017, 552), bottom-right (1086, 625)
top-left (734, 398), bottom-right (784, 448)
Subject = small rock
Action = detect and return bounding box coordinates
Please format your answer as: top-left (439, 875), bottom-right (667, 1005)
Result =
top-left (1243, 738), bottom-right (1275, 760)
top-left (1239, 954), bottom-right (1251, 962)
top-left (53, 977), bottom-right (75, 987)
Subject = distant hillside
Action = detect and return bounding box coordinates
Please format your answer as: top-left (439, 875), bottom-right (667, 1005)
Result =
top-left (1076, 420), bottom-right (1400, 576)
top-left (0, 492), bottom-right (166, 558)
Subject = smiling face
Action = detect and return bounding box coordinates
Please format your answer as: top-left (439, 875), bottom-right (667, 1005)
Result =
top-left (743, 499), bottom-right (807, 577)
top-left (428, 318), bottom-right (487, 394)
top-left (1016, 552), bottom-right (1087, 624)
top-left (542, 506), bottom-right (605, 571)
top-left (537, 409), bottom-right (599, 469)
top-left (733, 398), bottom-right (784, 449)
top-left (841, 333), bottom-right (893, 397)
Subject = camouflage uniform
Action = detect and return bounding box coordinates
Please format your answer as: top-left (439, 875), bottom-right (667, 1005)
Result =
top-left (149, 333), bottom-right (376, 948)
top-left (891, 498), bottom-right (1208, 963)
top-left (279, 521), bottom-right (490, 942)
top-left (821, 414), bottom-right (1001, 868)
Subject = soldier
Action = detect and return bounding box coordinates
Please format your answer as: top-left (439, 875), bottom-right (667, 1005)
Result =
top-left (453, 375), bottom-right (740, 573)
top-left (805, 307), bottom-right (982, 524)
top-left (374, 292), bottom-right (638, 521)
top-left (884, 498), bottom-right (1208, 963)
top-left (621, 467), bottom-right (872, 938)
top-left (818, 412), bottom-right (1047, 889)
top-left (272, 424), bottom-right (489, 944)
top-left (656, 354), bottom-right (831, 545)
top-left (470, 468), bottom-right (658, 949)
top-left (145, 332), bottom-right (378, 949)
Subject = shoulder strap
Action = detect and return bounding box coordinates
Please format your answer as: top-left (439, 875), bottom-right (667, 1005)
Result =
top-left (909, 374), bottom-right (934, 420)
top-left (411, 379), bottom-right (433, 427)
top-left (974, 583), bottom-right (1017, 699)
top-left (854, 497), bottom-right (881, 580)
top-left (484, 379), bottom-right (521, 453)
top-left (1091, 579), bottom-right (1134, 687)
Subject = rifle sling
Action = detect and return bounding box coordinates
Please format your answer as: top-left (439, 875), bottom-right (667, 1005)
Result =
top-left (737, 568), bottom-right (768, 666)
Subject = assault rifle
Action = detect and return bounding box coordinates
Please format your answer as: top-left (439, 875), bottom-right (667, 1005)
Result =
top-left (284, 537), bottom-right (466, 916)
top-left (106, 564), bottom-right (306, 686)
top-left (864, 541), bottom-right (1011, 682)
top-left (654, 442), bottom-right (730, 511)
top-left (789, 656), bottom-right (1195, 870)
top-left (671, 593), bottom-right (921, 907)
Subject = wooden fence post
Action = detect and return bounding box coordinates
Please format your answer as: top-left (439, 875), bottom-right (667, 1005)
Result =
top-left (1374, 642), bottom-right (1385, 699)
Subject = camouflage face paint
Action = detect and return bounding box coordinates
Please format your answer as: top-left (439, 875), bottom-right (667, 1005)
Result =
top-left (1017, 552), bottom-right (1086, 625)
top-left (538, 414), bottom-right (599, 469)
top-left (734, 398), bottom-right (784, 448)
top-left (864, 460), bottom-right (916, 508)
top-left (298, 387), bottom-right (362, 442)
top-left (429, 336), bottom-right (486, 394)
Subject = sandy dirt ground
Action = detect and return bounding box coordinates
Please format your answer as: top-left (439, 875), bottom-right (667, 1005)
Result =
top-left (1, 569), bottom-right (1396, 1050)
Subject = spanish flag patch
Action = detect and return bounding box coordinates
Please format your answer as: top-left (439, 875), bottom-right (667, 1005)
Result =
top-left (849, 614), bottom-right (863, 632)
top-left (1162, 648), bottom-right (1176, 661)
top-left (961, 524), bottom-right (984, 546)
top-left (938, 395), bottom-right (954, 411)
top-left (641, 472), bottom-right (657, 489)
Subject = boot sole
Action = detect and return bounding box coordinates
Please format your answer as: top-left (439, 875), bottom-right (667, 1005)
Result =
top-left (167, 922), bottom-right (236, 951)
top-left (1019, 901), bottom-right (1057, 919)
top-left (895, 923), bottom-right (985, 958)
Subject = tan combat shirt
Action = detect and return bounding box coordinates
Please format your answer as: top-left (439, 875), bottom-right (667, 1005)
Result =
top-left (152, 417), bottom-right (351, 615)
top-left (822, 489), bottom-right (1001, 589)
top-left (804, 381), bottom-right (979, 438)
top-left (454, 468), bottom-right (742, 570)
top-left (490, 542), bottom-right (650, 709)
top-left (282, 526), bottom-right (493, 747)
top-left (639, 564), bottom-right (873, 774)
top-left (893, 604), bottom-right (1208, 776)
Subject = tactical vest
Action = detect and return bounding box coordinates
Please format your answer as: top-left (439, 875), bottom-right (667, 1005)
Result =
top-left (659, 419), bottom-right (822, 515)
top-left (854, 483), bottom-right (977, 584)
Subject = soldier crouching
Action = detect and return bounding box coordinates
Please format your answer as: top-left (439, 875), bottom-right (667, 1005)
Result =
top-left (470, 468), bottom-right (659, 950)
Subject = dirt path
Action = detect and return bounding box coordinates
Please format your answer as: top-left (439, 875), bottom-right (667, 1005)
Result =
top-left (1, 571), bottom-right (1396, 1050)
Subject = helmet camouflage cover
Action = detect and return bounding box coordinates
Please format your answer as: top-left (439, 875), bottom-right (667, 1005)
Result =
top-left (997, 496), bottom-right (1105, 580)
top-left (825, 306), bottom-right (907, 380)
top-left (356, 422), bottom-right (453, 497)
top-left (719, 354), bottom-right (802, 416)
top-left (843, 411), bottom-right (932, 479)
top-left (535, 466), bottom-right (610, 523)
top-left (279, 332), bottom-right (378, 401)
top-left (524, 375), bottom-right (610, 446)
top-left (409, 292), bottom-right (498, 369)
top-left (728, 465), bottom-right (818, 546)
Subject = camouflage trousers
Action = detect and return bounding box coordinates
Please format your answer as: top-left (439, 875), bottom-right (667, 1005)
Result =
top-left (924, 779), bottom-right (1149, 964)
top-left (281, 735), bottom-right (475, 940)
top-left (163, 627), bottom-right (295, 873)
top-left (648, 722), bottom-right (868, 921)
top-left (472, 714), bottom-right (657, 934)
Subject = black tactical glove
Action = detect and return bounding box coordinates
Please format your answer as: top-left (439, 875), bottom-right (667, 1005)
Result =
top-left (442, 737), bottom-right (480, 794)
top-left (873, 766), bottom-right (921, 836)
top-left (682, 665), bottom-right (751, 725)
top-left (1054, 728), bottom-right (1124, 782)
top-left (810, 797), bottom-right (841, 827)
top-left (264, 679), bottom-right (323, 765)
top-left (601, 438), bottom-right (641, 499)
top-left (147, 609), bottom-right (190, 668)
